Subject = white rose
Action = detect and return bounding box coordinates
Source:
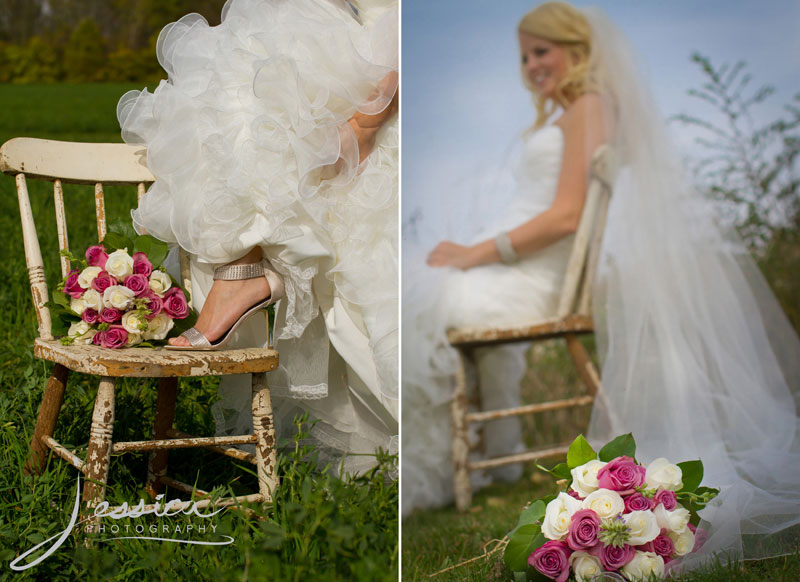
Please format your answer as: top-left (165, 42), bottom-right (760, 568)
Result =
top-left (105, 249), bottom-right (134, 280)
top-left (143, 313), bottom-right (174, 341)
top-left (645, 457), bottom-right (683, 491)
top-left (654, 504), bottom-right (691, 534)
top-left (623, 510), bottom-right (661, 546)
top-left (70, 295), bottom-right (88, 316)
top-left (620, 551), bottom-right (665, 582)
top-left (82, 288), bottom-right (103, 312)
top-left (68, 321), bottom-right (97, 345)
top-left (669, 527), bottom-right (696, 556)
top-left (541, 492), bottom-right (582, 541)
top-left (149, 270), bottom-right (172, 295)
top-left (581, 489), bottom-right (624, 520)
top-left (570, 459), bottom-right (607, 498)
top-left (77, 266), bottom-right (102, 289)
top-left (121, 311), bottom-right (148, 334)
top-left (103, 285), bottom-right (135, 310)
top-left (568, 551), bottom-right (603, 582)
top-left (125, 332), bottom-right (143, 347)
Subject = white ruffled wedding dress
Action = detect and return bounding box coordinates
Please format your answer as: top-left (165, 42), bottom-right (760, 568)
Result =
top-left (117, 0), bottom-right (398, 474)
top-left (402, 126), bottom-right (570, 514)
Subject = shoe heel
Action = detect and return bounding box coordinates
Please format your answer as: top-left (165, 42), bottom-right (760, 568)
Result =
top-left (264, 309), bottom-right (272, 349)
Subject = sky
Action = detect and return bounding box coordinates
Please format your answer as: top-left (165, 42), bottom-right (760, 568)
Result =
top-left (401, 0), bottom-right (800, 230)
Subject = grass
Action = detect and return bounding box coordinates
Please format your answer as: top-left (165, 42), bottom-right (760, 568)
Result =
top-left (0, 84), bottom-right (398, 581)
top-left (402, 339), bottom-right (800, 581)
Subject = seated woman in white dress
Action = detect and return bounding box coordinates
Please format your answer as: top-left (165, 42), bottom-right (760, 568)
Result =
top-left (402, 0), bottom-right (611, 513)
top-left (118, 0), bottom-right (399, 474)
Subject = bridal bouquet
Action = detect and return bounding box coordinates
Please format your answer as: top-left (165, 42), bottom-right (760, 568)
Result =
top-left (48, 221), bottom-right (196, 348)
top-left (504, 434), bottom-right (718, 582)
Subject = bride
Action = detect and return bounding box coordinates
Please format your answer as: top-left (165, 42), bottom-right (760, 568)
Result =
top-left (402, 0), bottom-right (800, 569)
top-left (117, 0), bottom-right (399, 475)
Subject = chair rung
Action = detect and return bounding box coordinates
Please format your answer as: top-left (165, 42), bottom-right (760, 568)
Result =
top-left (466, 395), bottom-right (595, 423)
top-left (168, 429), bottom-right (257, 464)
top-left (469, 445), bottom-right (570, 470)
top-left (159, 476), bottom-right (209, 497)
top-left (42, 435), bottom-right (85, 472)
top-left (448, 314), bottom-right (594, 348)
top-left (112, 434), bottom-right (256, 453)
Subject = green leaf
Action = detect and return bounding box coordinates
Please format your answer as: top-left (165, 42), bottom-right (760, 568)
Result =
top-left (535, 461), bottom-right (571, 481)
top-left (102, 230), bottom-right (133, 253)
top-left (513, 572), bottom-right (527, 582)
top-left (52, 289), bottom-right (71, 310)
top-left (598, 433), bottom-right (636, 461)
top-left (567, 434), bottom-right (597, 468)
top-left (678, 460), bottom-right (703, 492)
top-left (504, 524), bottom-right (544, 572)
top-left (107, 217), bottom-right (138, 242)
top-left (517, 500), bottom-right (546, 527)
top-left (133, 234), bottom-right (168, 268)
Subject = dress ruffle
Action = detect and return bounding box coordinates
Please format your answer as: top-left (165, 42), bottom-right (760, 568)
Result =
top-left (117, 0), bottom-right (398, 355)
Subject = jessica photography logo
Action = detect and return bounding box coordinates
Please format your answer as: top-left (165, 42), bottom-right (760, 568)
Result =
top-left (10, 474), bottom-right (234, 572)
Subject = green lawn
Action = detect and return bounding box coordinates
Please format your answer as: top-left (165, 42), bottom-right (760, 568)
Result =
top-left (0, 84), bottom-right (398, 582)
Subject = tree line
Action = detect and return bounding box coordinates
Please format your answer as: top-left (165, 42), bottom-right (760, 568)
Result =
top-left (0, 0), bottom-right (227, 83)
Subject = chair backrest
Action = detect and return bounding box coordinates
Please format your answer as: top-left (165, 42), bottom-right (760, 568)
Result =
top-left (555, 145), bottom-right (615, 319)
top-left (0, 137), bottom-right (194, 341)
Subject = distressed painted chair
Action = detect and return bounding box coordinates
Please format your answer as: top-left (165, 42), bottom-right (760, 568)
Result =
top-left (448, 145), bottom-right (614, 510)
top-left (1, 137), bottom-right (280, 523)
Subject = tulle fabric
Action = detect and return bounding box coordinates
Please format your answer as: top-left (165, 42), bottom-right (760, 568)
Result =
top-left (580, 8), bottom-right (800, 568)
top-left (401, 127), bottom-right (571, 514)
top-left (118, 0), bottom-right (398, 472)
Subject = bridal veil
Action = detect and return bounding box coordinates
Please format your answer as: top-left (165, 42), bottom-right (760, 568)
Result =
top-left (582, 7), bottom-right (800, 567)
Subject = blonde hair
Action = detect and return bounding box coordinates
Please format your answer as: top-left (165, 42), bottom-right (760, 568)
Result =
top-left (518, 1), bottom-right (596, 127)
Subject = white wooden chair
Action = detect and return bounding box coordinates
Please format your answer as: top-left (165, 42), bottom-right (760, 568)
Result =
top-left (1, 137), bottom-right (280, 525)
top-left (448, 146), bottom-right (614, 510)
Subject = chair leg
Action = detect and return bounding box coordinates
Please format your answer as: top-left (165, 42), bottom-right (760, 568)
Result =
top-left (82, 377), bottom-right (115, 525)
top-left (451, 349), bottom-right (471, 511)
top-left (565, 334), bottom-right (601, 396)
top-left (146, 377), bottom-right (179, 497)
top-left (252, 372), bottom-right (278, 502)
top-left (25, 363), bottom-right (69, 475)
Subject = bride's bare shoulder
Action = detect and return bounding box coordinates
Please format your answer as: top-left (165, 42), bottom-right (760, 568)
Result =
top-left (556, 93), bottom-right (614, 146)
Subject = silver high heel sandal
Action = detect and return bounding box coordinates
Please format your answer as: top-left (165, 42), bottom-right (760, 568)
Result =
top-left (165, 258), bottom-right (285, 351)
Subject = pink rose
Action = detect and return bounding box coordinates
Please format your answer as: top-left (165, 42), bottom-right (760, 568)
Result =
top-left (64, 270), bottom-right (83, 298)
top-left (624, 492), bottom-right (655, 513)
top-left (567, 509), bottom-right (601, 551)
top-left (529, 540), bottom-right (571, 582)
top-left (91, 271), bottom-right (118, 294)
top-left (85, 245), bottom-right (108, 268)
top-left (132, 252), bottom-right (153, 277)
top-left (97, 325), bottom-right (128, 349)
top-left (99, 308), bottom-right (123, 323)
top-left (651, 534), bottom-right (675, 560)
top-left (124, 273), bottom-right (150, 297)
top-left (597, 456), bottom-right (646, 494)
top-left (82, 308), bottom-right (99, 324)
top-left (688, 523), bottom-right (707, 552)
top-left (595, 543), bottom-right (635, 571)
top-left (163, 287), bottom-right (189, 319)
top-left (567, 489), bottom-right (584, 501)
top-left (142, 292), bottom-right (163, 319)
top-left (654, 489), bottom-right (677, 511)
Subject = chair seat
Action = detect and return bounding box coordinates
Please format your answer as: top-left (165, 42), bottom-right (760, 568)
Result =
top-left (34, 338), bottom-right (279, 377)
top-left (446, 313), bottom-right (594, 348)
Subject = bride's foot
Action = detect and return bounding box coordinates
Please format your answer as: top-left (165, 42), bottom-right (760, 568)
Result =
top-left (168, 248), bottom-right (271, 347)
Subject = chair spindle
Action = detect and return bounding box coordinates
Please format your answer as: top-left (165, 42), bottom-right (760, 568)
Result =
top-left (94, 182), bottom-right (106, 242)
top-left (53, 180), bottom-right (70, 279)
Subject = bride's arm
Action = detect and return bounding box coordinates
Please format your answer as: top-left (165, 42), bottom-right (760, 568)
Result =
top-left (427, 94), bottom-right (608, 269)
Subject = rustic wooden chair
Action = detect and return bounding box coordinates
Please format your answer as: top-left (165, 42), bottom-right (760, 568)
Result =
top-left (1, 137), bottom-right (280, 525)
top-left (448, 145), bottom-right (614, 510)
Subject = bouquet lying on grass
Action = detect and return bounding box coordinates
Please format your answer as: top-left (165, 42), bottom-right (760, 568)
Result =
top-left (504, 434), bottom-right (718, 582)
top-left (48, 221), bottom-right (196, 348)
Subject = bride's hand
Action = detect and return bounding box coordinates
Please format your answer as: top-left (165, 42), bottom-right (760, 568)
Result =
top-left (427, 241), bottom-right (477, 270)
